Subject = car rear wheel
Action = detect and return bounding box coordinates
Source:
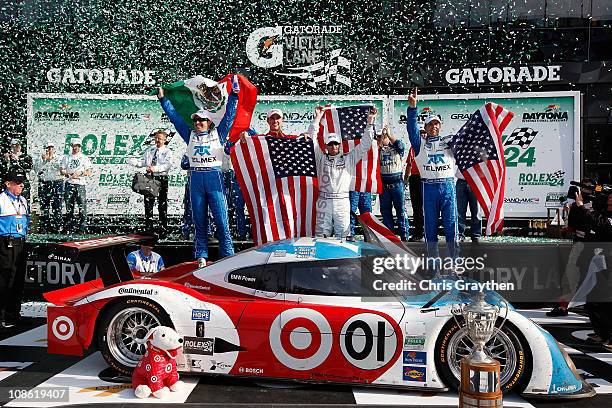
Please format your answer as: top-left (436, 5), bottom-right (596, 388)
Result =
top-left (434, 318), bottom-right (531, 393)
top-left (96, 298), bottom-right (172, 375)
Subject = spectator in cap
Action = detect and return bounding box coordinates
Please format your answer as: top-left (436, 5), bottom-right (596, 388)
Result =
top-left (0, 167), bottom-right (29, 329)
top-left (1, 138), bottom-right (33, 199)
top-left (158, 75), bottom-right (241, 267)
top-left (236, 108), bottom-right (299, 142)
top-left (129, 130), bottom-right (174, 237)
top-left (60, 137), bottom-right (93, 234)
top-left (34, 141), bottom-right (64, 233)
top-left (127, 238), bottom-right (165, 277)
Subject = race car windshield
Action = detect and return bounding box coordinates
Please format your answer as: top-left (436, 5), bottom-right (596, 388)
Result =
top-left (286, 257), bottom-right (395, 298)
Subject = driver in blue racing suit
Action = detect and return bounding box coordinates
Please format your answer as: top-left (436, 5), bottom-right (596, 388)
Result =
top-left (158, 77), bottom-right (240, 267)
top-left (406, 88), bottom-right (459, 264)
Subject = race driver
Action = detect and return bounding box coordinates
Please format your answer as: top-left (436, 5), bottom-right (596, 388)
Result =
top-left (306, 105), bottom-right (376, 238)
top-left (406, 88), bottom-right (459, 262)
top-left (158, 76), bottom-right (240, 267)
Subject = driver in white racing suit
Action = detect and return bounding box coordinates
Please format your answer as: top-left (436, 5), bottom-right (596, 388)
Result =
top-left (306, 106), bottom-right (376, 238)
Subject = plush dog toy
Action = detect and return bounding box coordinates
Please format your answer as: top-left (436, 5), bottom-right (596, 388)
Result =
top-left (132, 326), bottom-right (184, 399)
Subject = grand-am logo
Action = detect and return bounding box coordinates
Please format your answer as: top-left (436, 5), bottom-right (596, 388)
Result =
top-left (118, 287), bottom-right (157, 296)
top-left (246, 25), bottom-right (351, 88)
top-left (90, 112), bottom-right (149, 121)
top-left (450, 113), bottom-right (471, 120)
top-left (257, 111), bottom-right (314, 123)
top-left (504, 197), bottom-right (540, 204)
top-left (518, 170), bottom-right (565, 186)
top-left (522, 104), bottom-right (568, 122)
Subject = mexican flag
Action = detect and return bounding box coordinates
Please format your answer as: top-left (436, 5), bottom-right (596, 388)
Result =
top-left (155, 74), bottom-right (258, 142)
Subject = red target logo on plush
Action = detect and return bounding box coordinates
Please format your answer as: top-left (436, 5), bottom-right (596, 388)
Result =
top-left (51, 315), bottom-right (75, 341)
top-left (269, 308), bottom-right (332, 371)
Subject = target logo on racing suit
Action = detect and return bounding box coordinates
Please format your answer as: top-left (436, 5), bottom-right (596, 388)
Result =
top-left (269, 308), bottom-right (333, 371)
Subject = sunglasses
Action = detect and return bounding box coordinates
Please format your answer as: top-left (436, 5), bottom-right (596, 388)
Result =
top-left (327, 142), bottom-right (340, 147)
top-left (193, 118), bottom-right (210, 123)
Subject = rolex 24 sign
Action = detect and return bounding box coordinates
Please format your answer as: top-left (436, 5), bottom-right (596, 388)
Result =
top-left (246, 26), bottom-right (351, 88)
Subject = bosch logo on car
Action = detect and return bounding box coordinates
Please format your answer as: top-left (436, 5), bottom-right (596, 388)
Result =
top-left (240, 367), bottom-right (264, 375)
top-left (191, 309), bottom-right (211, 321)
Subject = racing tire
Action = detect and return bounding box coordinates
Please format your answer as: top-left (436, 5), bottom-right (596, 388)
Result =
top-left (96, 297), bottom-right (172, 376)
top-left (434, 318), bottom-right (531, 393)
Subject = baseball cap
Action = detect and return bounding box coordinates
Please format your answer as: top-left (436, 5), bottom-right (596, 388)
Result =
top-left (424, 115), bottom-right (442, 126)
top-left (191, 110), bottom-right (211, 121)
top-left (45, 140), bottom-right (55, 148)
top-left (325, 133), bottom-right (341, 145)
top-left (10, 138), bottom-right (21, 145)
top-left (71, 137), bottom-right (82, 146)
top-left (5, 167), bottom-right (26, 183)
top-left (267, 109), bottom-right (283, 119)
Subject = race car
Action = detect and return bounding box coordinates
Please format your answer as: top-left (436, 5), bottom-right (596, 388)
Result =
top-left (44, 217), bottom-right (594, 399)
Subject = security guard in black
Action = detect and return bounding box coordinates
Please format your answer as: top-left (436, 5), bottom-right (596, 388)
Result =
top-left (0, 168), bottom-right (29, 329)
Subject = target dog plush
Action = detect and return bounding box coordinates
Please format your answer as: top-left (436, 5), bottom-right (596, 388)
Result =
top-left (132, 326), bottom-right (184, 399)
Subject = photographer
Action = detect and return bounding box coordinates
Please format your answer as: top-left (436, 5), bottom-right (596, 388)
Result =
top-left (568, 189), bottom-right (612, 350)
top-left (548, 179), bottom-right (596, 317)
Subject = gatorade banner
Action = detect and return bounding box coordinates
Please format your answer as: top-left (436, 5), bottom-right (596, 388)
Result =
top-left (391, 91), bottom-right (580, 218)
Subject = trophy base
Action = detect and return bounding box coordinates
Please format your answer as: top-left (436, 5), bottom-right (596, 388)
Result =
top-left (459, 358), bottom-right (503, 408)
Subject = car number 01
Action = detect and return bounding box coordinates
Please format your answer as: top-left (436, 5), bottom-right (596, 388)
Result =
top-left (271, 309), bottom-right (398, 371)
top-left (340, 313), bottom-right (398, 370)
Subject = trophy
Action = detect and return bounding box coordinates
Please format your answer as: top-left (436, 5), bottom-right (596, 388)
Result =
top-left (455, 292), bottom-right (508, 408)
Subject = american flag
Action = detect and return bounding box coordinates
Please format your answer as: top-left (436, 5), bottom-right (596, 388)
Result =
top-left (317, 105), bottom-right (381, 193)
top-left (449, 103), bottom-right (514, 235)
top-left (231, 136), bottom-right (318, 245)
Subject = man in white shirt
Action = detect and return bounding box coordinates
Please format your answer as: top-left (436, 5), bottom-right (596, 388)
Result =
top-left (34, 141), bottom-right (64, 233)
top-left (130, 130), bottom-right (174, 236)
top-left (60, 138), bottom-right (92, 234)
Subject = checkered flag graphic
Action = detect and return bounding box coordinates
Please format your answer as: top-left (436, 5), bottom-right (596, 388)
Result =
top-left (504, 127), bottom-right (538, 149)
top-left (552, 170), bottom-right (565, 180)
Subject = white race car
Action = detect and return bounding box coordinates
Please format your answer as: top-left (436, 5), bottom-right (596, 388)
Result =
top-left (45, 215), bottom-right (594, 399)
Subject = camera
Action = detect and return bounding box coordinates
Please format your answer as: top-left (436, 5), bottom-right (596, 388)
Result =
top-left (569, 181), bottom-right (612, 212)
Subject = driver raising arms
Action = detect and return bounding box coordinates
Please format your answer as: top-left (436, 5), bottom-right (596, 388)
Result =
top-left (306, 106), bottom-right (377, 239)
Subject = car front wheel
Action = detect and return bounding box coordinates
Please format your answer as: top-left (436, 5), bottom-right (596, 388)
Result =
top-left (434, 318), bottom-right (531, 393)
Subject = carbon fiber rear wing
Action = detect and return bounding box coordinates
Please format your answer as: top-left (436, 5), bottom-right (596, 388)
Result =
top-left (49, 234), bottom-right (152, 287)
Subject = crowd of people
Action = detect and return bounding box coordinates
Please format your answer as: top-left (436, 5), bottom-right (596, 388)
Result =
top-left (0, 86), bottom-right (484, 267)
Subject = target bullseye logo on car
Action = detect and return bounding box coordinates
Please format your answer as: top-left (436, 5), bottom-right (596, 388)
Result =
top-left (51, 315), bottom-right (75, 341)
top-left (269, 308), bottom-right (332, 371)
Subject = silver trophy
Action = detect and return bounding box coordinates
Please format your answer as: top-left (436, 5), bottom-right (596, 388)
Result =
top-left (454, 292), bottom-right (509, 363)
